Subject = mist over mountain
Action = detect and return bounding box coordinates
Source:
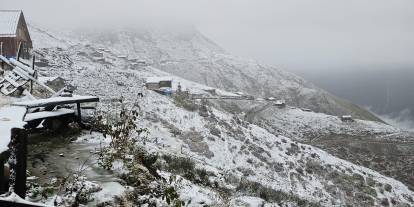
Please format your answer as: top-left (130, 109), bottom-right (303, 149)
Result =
top-left (290, 67), bottom-right (414, 130)
top-left (1, 1), bottom-right (414, 206)
top-left (23, 25), bottom-right (414, 205)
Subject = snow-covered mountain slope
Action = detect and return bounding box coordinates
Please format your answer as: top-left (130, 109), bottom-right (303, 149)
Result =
top-left (243, 103), bottom-right (401, 141)
top-left (59, 25), bottom-right (383, 123)
top-left (235, 98), bottom-right (414, 191)
top-left (27, 26), bottom-right (414, 206)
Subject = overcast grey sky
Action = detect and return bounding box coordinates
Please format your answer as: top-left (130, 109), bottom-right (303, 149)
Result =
top-left (3, 0), bottom-right (414, 71)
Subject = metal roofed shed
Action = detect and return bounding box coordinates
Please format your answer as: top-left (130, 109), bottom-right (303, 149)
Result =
top-left (145, 76), bottom-right (173, 90)
top-left (340, 115), bottom-right (354, 122)
top-left (274, 100), bottom-right (286, 108)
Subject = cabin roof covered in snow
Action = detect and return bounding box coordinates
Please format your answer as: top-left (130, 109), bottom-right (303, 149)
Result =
top-left (145, 76), bottom-right (173, 83)
top-left (0, 10), bottom-right (21, 37)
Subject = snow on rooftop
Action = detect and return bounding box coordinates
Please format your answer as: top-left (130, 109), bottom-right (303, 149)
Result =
top-left (275, 100), bottom-right (285, 105)
top-left (0, 10), bottom-right (21, 37)
top-left (0, 106), bottom-right (26, 153)
top-left (24, 108), bottom-right (74, 121)
top-left (145, 76), bottom-right (173, 83)
top-left (12, 95), bottom-right (98, 108)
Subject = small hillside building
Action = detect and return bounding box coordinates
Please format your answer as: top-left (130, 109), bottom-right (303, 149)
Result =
top-left (340, 115), bottom-right (354, 122)
top-left (274, 100), bottom-right (286, 108)
top-left (301, 108), bottom-right (312, 112)
top-left (145, 77), bottom-right (173, 90)
top-left (0, 10), bottom-right (32, 59)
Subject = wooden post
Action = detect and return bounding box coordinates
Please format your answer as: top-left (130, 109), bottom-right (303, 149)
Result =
top-left (8, 128), bottom-right (28, 199)
top-left (76, 102), bottom-right (87, 129)
top-left (77, 102), bottom-right (82, 123)
top-left (29, 56), bottom-right (35, 94)
top-left (0, 42), bottom-right (3, 71)
top-left (0, 156), bottom-right (5, 194)
top-left (16, 42), bottom-right (22, 61)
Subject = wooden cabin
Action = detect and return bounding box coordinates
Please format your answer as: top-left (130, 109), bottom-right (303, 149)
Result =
top-left (0, 10), bottom-right (32, 59)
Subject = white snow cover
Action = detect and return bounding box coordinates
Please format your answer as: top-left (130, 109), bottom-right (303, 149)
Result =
top-left (0, 10), bottom-right (21, 37)
top-left (93, 182), bottom-right (126, 203)
top-left (0, 192), bottom-right (51, 207)
top-left (13, 95), bottom-right (98, 108)
top-left (258, 107), bottom-right (401, 140)
top-left (38, 76), bottom-right (60, 83)
top-left (0, 106), bottom-right (26, 153)
top-left (145, 76), bottom-right (173, 83)
top-left (27, 25), bottom-right (414, 206)
top-left (24, 108), bottom-right (74, 121)
top-left (139, 92), bottom-right (414, 205)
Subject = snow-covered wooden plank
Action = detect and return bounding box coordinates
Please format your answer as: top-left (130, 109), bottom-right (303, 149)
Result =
top-left (4, 76), bottom-right (21, 88)
top-left (12, 95), bottom-right (99, 108)
top-left (24, 108), bottom-right (75, 121)
top-left (0, 83), bottom-right (18, 95)
top-left (11, 69), bottom-right (29, 81)
top-left (9, 58), bottom-right (35, 75)
top-left (0, 55), bottom-right (12, 66)
top-left (12, 67), bottom-right (55, 94)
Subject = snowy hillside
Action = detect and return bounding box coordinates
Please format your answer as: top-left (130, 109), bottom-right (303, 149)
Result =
top-left (61, 25), bottom-right (383, 122)
top-left (245, 104), bottom-right (401, 141)
top-left (24, 26), bottom-right (414, 206)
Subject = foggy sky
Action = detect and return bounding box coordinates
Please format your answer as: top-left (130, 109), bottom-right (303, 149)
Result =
top-left (3, 0), bottom-right (414, 71)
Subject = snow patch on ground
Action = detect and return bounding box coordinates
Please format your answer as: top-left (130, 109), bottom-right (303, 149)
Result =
top-left (0, 105), bottom-right (27, 153)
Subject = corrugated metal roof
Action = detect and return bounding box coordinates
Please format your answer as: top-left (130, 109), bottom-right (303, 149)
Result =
top-left (0, 10), bottom-right (21, 37)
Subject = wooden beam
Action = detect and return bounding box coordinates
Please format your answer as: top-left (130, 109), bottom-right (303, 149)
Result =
top-left (9, 128), bottom-right (28, 199)
top-left (0, 158), bottom-right (5, 194)
top-left (16, 42), bottom-right (22, 61)
top-left (76, 102), bottom-right (81, 123)
top-left (13, 96), bottom-right (99, 109)
top-left (30, 56), bottom-right (35, 94)
top-left (76, 102), bottom-right (87, 129)
top-left (0, 42), bottom-right (3, 70)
